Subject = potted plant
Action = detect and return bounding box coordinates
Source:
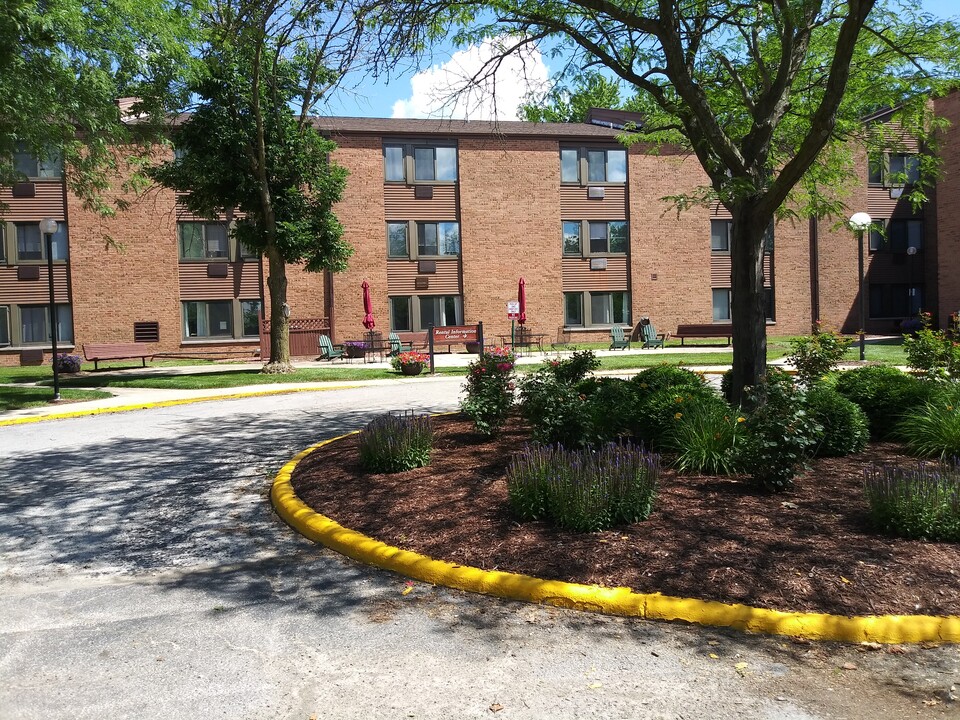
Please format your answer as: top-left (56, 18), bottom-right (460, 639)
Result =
top-left (391, 350), bottom-right (429, 376)
top-left (344, 340), bottom-right (368, 359)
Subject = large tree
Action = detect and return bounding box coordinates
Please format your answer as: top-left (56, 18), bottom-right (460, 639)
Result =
top-left (394, 0), bottom-right (960, 403)
top-left (0, 0), bottom-right (197, 215)
top-left (150, 0), bottom-right (371, 372)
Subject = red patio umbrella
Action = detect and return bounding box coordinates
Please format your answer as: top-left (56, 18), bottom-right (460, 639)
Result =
top-left (361, 279), bottom-right (375, 330)
top-left (517, 277), bottom-right (527, 326)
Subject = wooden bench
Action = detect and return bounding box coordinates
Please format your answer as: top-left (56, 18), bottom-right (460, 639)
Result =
top-left (82, 343), bottom-right (152, 370)
top-left (674, 324), bottom-right (733, 346)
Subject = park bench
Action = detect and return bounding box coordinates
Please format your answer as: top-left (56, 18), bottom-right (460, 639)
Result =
top-left (674, 323), bottom-right (733, 346)
top-left (82, 343), bottom-right (153, 370)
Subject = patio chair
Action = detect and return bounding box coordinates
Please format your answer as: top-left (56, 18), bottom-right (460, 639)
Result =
top-left (640, 319), bottom-right (668, 349)
top-left (318, 334), bottom-right (346, 361)
top-left (551, 326), bottom-right (572, 350)
top-left (388, 332), bottom-right (413, 357)
top-left (609, 325), bottom-right (631, 350)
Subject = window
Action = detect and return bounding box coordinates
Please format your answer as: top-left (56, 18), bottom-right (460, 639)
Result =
top-left (15, 223), bottom-right (68, 261)
top-left (870, 153), bottom-right (920, 186)
top-left (387, 223), bottom-right (409, 258)
top-left (240, 300), bottom-right (261, 337)
top-left (563, 291), bottom-right (629, 327)
top-left (0, 306), bottom-right (9, 346)
top-left (711, 220), bottom-right (731, 252)
top-left (562, 221), bottom-right (581, 256)
top-left (12, 145), bottom-right (62, 179)
top-left (183, 300), bottom-right (232, 338)
top-left (238, 239), bottom-right (258, 260)
top-left (20, 304), bottom-right (73, 344)
top-left (389, 295), bottom-right (462, 332)
top-left (588, 221), bottom-right (628, 254)
top-left (868, 154), bottom-right (884, 185)
top-left (560, 147), bottom-right (627, 184)
top-left (0, 225), bottom-right (5, 263)
top-left (712, 289), bottom-right (731, 322)
top-left (869, 226), bottom-right (884, 252)
top-left (870, 284), bottom-right (923, 318)
top-left (869, 219), bottom-right (923, 253)
top-left (417, 222), bottom-right (460, 257)
top-left (384, 143), bottom-right (457, 183)
top-left (179, 223), bottom-right (228, 260)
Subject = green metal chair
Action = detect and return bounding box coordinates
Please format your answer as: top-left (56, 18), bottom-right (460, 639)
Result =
top-left (388, 332), bottom-right (413, 357)
top-left (318, 334), bottom-right (346, 361)
top-left (641, 321), bottom-right (668, 349)
top-left (609, 325), bottom-right (631, 350)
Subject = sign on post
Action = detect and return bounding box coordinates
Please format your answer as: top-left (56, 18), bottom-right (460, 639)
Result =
top-left (428, 323), bottom-right (484, 373)
top-left (506, 301), bottom-right (521, 319)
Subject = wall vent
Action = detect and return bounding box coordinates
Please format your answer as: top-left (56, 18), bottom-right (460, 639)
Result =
top-left (134, 321), bottom-right (160, 343)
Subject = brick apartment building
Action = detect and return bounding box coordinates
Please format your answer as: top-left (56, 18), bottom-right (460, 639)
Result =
top-left (0, 100), bottom-right (955, 366)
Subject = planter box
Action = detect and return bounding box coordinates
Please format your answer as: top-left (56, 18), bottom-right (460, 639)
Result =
top-left (400, 363), bottom-right (424, 376)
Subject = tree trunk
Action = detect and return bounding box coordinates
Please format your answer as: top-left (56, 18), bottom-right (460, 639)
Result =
top-left (729, 203), bottom-right (769, 408)
top-left (263, 242), bottom-right (293, 373)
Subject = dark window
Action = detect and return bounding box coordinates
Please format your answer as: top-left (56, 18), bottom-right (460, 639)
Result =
top-left (241, 300), bottom-right (261, 337)
top-left (887, 219), bottom-right (923, 253)
top-left (888, 154), bottom-right (920, 185)
top-left (417, 222), bottom-right (459, 257)
top-left (589, 291), bottom-right (630, 325)
top-left (564, 292), bottom-right (583, 326)
top-left (387, 223), bottom-right (409, 258)
top-left (869, 284), bottom-right (923, 318)
top-left (12, 145), bottom-right (62, 179)
top-left (390, 296), bottom-right (412, 332)
top-left (16, 223), bottom-right (68, 261)
top-left (179, 223), bottom-right (228, 260)
top-left (588, 221), bottom-right (628, 254)
top-left (20, 304), bottom-right (72, 344)
top-left (711, 220), bottom-right (731, 252)
top-left (562, 221), bottom-right (581, 256)
top-left (869, 226), bottom-right (884, 252)
top-left (868, 154), bottom-right (884, 185)
top-left (183, 301), bottom-right (232, 338)
top-left (0, 305), bottom-right (9, 345)
top-left (419, 295), bottom-right (461, 328)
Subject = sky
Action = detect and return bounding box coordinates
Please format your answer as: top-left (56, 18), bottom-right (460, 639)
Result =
top-left (325, 0), bottom-right (960, 122)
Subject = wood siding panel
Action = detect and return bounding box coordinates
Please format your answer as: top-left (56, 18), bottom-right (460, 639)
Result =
top-left (178, 262), bottom-right (259, 300)
top-left (711, 202), bottom-right (732, 220)
top-left (561, 257), bottom-right (629, 291)
top-left (710, 254), bottom-right (772, 287)
top-left (384, 185), bottom-right (458, 220)
top-left (386, 259), bottom-right (460, 294)
top-left (0, 265), bottom-right (69, 303)
top-left (175, 196), bottom-right (231, 222)
top-left (0, 183), bottom-right (66, 221)
top-left (559, 186), bottom-right (627, 219)
top-left (867, 186), bottom-right (921, 219)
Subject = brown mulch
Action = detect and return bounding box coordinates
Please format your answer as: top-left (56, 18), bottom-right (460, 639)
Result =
top-left (291, 414), bottom-right (960, 617)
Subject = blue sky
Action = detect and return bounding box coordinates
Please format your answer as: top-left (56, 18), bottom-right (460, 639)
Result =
top-left (327, 0), bottom-right (960, 120)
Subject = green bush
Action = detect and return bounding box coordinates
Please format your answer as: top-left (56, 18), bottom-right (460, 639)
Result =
top-left (902, 311), bottom-right (960, 381)
top-left (736, 379), bottom-right (821, 492)
top-left (506, 442), bottom-right (661, 532)
top-left (358, 413), bottom-right (434, 473)
top-left (460, 347), bottom-right (516, 435)
top-left (545, 349), bottom-right (600, 384)
top-left (787, 327), bottom-right (852, 387)
top-left (897, 383), bottom-right (960, 459)
top-left (636, 384), bottom-right (719, 449)
top-left (583, 377), bottom-right (641, 444)
top-left (664, 394), bottom-right (743, 474)
top-left (518, 369), bottom-right (594, 448)
top-left (864, 462), bottom-right (960, 541)
top-left (834, 366), bottom-right (936, 439)
top-left (631, 364), bottom-right (705, 397)
top-left (805, 386), bottom-right (869, 457)
top-left (720, 365), bottom-right (794, 402)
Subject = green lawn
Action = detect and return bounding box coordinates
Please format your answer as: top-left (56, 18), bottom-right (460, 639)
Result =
top-left (0, 387), bottom-right (113, 412)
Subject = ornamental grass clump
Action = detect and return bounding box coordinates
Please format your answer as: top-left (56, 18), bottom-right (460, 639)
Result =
top-left (358, 412), bottom-right (434, 473)
top-left (664, 395), bottom-right (743, 474)
top-left (864, 462), bottom-right (960, 541)
top-left (506, 443), bottom-right (661, 532)
top-left (897, 383), bottom-right (960, 459)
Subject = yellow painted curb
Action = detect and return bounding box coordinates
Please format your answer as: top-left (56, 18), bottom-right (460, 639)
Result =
top-left (0, 384), bottom-right (361, 427)
top-left (273, 431), bottom-right (960, 645)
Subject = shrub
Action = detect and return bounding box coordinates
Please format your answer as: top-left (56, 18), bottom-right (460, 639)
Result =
top-left (805, 386), bottom-right (869, 457)
top-left (390, 350), bottom-right (428, 372)
top-left (720, 365), bottom-right (794, 402)
top-left (903, 312), bottom-right (960, 381)
top-left (460, 347), bottom-right (516, 435)
top-left (582, 377), bottom-right (641, 444)
top-left (897, 384), bottom-right (960, 459)
top-left (664, 394), bottom-right (743, 474)
top-left (358, 413), bottom-right (434, 473)
top-left (787, 326), bottom-right (852, 387)
top-left (636, 384), bottom-right (719, 449)
top-left (545, 349), bottom-right (600, 384)
top-left (630, 364), bottom-right (705, 397)
top-left (54, 353), bottom-right (82, 374)
top-left (506, 442), bottom-right (661, 532)
top-left (834, 366), bottom-right (936, 439)
top-left (736, 379), bottom-right (821, 492)
top-left (518, 369), bottom-right (594, 448)
top-left (864, 462), bottom-right (960, 541)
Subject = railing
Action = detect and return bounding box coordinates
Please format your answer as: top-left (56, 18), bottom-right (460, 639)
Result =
top-left (259, 317), bottom-right (331, 360)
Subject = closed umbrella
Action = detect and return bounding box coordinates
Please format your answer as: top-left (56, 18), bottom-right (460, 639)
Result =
top-left (518, 276), bottom-right (527, 326)
top-left (361, 280), bottom-right (375, 330)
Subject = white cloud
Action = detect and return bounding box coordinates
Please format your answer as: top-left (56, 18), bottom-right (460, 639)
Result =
top-left (391, 37), bottom-right (550, 121)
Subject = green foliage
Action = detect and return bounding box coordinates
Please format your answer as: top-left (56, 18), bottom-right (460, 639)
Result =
top-left (545, 350), bottom-right (600, 384)
top-left (805, 386), bottom-right (869, 457)
top-left (519, 72), bottom-right (624, 123)
top-left (864, 462), bottom-right (960, 541)
top-left (506, 443), bottom-right (661, 532)
top-left (902, 312), bottom-right (960, 381)
top-left (664, 395), bottom-right (743, 475)
top-left (630, 365), bottom-right (705, 397)
top-left (460, 347), bottom-right (516, 435)
top-left (720, 365), bottom-right (794, 402)
top-left (518, 369), bottom-right (592, 447)
top-left (737, 379), bottom-right (821, 492)
top-left (358, 413), bottom-right (434, 473)
top-left (581, 377), bottom-right (641, 445)
top-left (897, 384), bottom-right (960, 459)
top-left (834, 366), bottom-right (937, 439)
top-left (787, 327), bottom-right (852, 387)
top-left (635, 384), bottom-right (718, 449)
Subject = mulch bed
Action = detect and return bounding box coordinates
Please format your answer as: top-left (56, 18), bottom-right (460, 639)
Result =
top-left (291, 414), bottom-right (960, 617)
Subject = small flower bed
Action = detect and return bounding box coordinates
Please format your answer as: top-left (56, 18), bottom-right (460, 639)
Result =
top-left (358, 412), bottom-right (434, 473)
top-left (506, 442), bottom-right (661, 532)
top-left (390, 350), bottom-right (429, 371)
top-left (864, 461), bottom-right (960, 541)
top-left (54, 353), bottom-right (82, 374)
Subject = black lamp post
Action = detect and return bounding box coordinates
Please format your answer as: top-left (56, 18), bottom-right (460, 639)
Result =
top-left (849, 212), bottom-right (872, 362)
top-left (39, 217), bottom-right (60, 401)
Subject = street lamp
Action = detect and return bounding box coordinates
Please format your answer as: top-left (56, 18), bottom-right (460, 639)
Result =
top-left (39, 217), bottom-right (60, 402)
top-left (848, 212), bottom-right (872, 362)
